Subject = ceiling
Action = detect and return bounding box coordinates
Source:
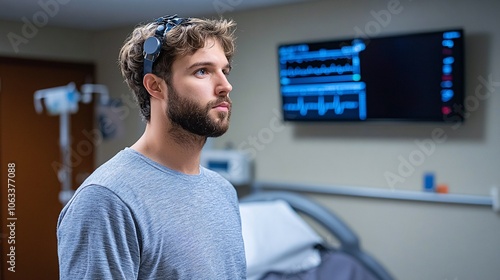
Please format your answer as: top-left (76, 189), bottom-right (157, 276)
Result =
top-left (0, 0), bottom-right (310, 30)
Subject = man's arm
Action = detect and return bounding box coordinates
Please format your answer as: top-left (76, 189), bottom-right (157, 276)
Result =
top-left (57, 185), bottom-right (140, 280)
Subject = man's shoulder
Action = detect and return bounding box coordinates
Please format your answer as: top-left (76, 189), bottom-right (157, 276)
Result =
top-left (83, 149), bottom-right (142, 184)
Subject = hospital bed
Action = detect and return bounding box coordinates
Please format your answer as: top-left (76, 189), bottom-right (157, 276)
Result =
top-left (240, 191), bottom-right (395, 280)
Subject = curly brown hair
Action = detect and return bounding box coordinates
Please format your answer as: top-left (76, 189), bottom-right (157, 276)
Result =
top-left (118, 16), bottom-right (236, 122)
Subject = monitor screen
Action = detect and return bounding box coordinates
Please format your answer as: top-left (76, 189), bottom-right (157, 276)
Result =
top-left (278, 29), bottom-right (465, 122)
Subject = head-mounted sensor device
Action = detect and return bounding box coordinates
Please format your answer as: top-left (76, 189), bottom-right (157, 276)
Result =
top-left (143, 15), bottom-right (190, 76)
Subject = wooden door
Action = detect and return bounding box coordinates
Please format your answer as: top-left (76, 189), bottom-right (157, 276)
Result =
top-left (0, 57), bottom-right (95, 279)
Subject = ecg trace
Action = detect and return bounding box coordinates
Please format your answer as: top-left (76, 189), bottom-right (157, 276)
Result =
top-left (284, 94), bottom-right (366, 118)
top-left (281, 63), bottom-right (356, 77)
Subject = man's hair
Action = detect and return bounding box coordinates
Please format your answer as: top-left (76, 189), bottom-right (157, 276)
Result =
top-left (118, 17), bottom-right (236, 122)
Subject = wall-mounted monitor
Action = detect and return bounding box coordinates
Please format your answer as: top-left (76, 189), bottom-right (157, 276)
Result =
top-left (278, 29), bottom-right (465, 122)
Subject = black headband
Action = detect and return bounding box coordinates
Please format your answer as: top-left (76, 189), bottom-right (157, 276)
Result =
top-left (143, 15), bottom-right (190, 76)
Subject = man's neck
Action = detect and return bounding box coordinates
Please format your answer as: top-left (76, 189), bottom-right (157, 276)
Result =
top-left (131, 124), bottom-right (206, 175)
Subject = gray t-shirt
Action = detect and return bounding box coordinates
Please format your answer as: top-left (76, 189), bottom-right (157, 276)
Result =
top-left (57, 148), bottom-right (246, 279)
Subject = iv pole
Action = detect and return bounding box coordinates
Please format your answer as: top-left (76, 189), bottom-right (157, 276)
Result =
top-left (34, 83), bottom-right (109, 205)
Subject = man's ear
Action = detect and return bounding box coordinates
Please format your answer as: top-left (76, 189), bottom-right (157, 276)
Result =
top-left (143, 73), bottom-right (165, 100)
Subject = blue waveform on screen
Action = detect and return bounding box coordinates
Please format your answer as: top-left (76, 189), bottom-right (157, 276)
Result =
top-left (281, 63), bottom-right (355, 77)
top-left (284, 93), bottom-right (366, 119)
top-left (279, 40), bottom-right (366, 64)
top-left (281, 74), bottom-right (358, 85)
top-left (281, 82), bottom-right (366, 96)
top-left (279, 49), bottom-right (352, 63)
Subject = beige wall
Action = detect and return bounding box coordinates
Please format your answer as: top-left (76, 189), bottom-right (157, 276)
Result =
top-left (0, 20), bottom-right (94, 61)
top-left (1, 0), bottom-right (499, 279)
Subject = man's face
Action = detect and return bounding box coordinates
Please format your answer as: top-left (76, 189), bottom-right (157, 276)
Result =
top-left (166, 39), bottom-right (233, 137)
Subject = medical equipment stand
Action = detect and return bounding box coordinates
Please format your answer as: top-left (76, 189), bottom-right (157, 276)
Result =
top-left (34, 83), bottom-right (109, 205)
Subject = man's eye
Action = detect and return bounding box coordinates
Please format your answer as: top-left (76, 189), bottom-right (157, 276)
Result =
top-left (195, 68), bottom-right (208, 76)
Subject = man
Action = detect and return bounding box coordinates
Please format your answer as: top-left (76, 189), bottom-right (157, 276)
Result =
top-left (57, 15), bottom-right (246, 279)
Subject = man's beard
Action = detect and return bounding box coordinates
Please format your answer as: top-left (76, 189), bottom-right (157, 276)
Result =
top-left (166, 84), bottom-right (231, 138)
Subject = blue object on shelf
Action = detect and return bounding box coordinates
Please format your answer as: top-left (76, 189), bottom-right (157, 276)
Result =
top-left (424, 172), bottom-right (435, 192)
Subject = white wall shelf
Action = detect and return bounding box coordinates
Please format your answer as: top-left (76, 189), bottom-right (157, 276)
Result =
top-left (252, 181), bottom-right (499, 212)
